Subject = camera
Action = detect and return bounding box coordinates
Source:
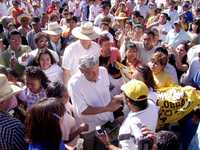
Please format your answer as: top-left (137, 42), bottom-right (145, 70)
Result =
top-left (138, 136), bottom-right (154, 150)
top-left (96, 126), bottom-right (104, 135)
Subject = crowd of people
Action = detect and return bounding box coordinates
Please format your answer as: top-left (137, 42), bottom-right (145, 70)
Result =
top-left (0, 0), bottom-right (200, 150)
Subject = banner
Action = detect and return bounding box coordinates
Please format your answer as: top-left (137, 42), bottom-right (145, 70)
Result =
top-left (115, 61), bottom-right (200, 128)
top-left (156, 86), bottom-right (200, 128)
top-left (114, 61), bottom-right (132, 82)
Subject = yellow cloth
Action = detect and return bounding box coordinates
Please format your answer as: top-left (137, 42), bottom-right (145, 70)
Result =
top-left (146, 16), bottom-right (157, 27)
top-left (153, 71), bottom-right (175, 89)
top-left (156, 86), bottom-right (200, 128)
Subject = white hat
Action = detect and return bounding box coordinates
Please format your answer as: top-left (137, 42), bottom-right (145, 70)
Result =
top-left (72, 22), bottom-right (100, 40)
top-left (43, 22), bottom-right (63, 36)
top-left (0, 74), bottom-right (22, 102)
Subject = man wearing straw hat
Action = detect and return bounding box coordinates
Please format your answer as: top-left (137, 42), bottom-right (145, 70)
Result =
top-left (62, 22), bottom-right (100, 85)
top-left (0, 73), bottom-right (26, 150)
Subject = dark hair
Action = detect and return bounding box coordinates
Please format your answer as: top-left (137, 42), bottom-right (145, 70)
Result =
top-left (192, 19), bottom-right (200, 33)
top-left (136, 65), bottom-right (156, 90)
top-left (36, 49), bottom-right (56, 66)
top-left (193, 107), bottom-right (200, 118)
top-left (101, 16), bottom-right (112, 25)
top-left (49, 13), bottom-right (59, 22)
top-left (156, 131), bottom-right (179, 150)
top-left (125, 20), bottom-right (133, 26)
top-left (98, 35), bottom-right (110, 45)
top-left (125, 42), bottom-right (138, 51)
top-left (25, 66), bottom-right (49, 89)
top-left (46, 82), bottom-right (66, 99)
top-left (161, 13), bottom-right (171, 21)
top-left (177, 42), bottom-right (189, 52)
top-left (6, 68), bottom-right (19, 79)
top-left (31, 17), bottom-right (40, 24)
top-left (26, 98), bottom-right (66, 150)
top-left (34, 32), bottom-right (48, 44)
top-left (8, 29), bottom-right (21, 40)
top-left (155, 47), bottom-right (168, 56)
top-left (151, 52), bottom-right (168, 67)
top-left (71, 16), bottom-right (78, 23)
top-left (144, 30), bottom-right (155, 38)
top-left (127, 95), bottom-right (148, 110)
top-left (101, 1), bottom-right (111, 9)
top-left (155, 8), bottom-right (162, 14)
top-left (132, 11), bottom-right (141, 17)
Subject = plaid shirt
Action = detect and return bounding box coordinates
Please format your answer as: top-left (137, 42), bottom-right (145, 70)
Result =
top-left (0, 111), bottom-right (26, 150)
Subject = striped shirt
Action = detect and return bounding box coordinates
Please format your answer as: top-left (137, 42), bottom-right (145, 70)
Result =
top-left (0, 111), bottom-right (27, 150)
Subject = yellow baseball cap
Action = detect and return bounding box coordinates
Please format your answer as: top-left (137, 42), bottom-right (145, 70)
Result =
top-left (121, 79), bottom-right (148, 101)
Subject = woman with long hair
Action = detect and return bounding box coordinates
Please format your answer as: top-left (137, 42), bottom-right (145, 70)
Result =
top-left (26, 97), bottom-right (66, 150)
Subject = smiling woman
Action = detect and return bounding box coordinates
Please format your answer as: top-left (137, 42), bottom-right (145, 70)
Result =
top-left (148, 52), bottom-right (175, 89)
top-left (36, 49), bottom-right (64, 83)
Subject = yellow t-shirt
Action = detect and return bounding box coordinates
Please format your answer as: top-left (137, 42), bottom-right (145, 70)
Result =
top-left (153, 71), bottom-right (175, 89)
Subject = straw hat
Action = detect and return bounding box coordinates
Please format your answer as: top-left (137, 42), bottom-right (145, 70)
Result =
top-left (0, 74), bottom-right (22, 102)
top-left (72, 22), bottom-right (100, 40)
top-left (115, 12), bottom-right (128, 20)
top-left (43, 22), bottom-right (63, 36)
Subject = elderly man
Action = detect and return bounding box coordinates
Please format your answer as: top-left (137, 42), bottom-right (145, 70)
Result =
top-left (62, 22), bottom-right (100, 85)
top-left (68, 55), bottom-right (122, 150)
top-left (0, 74), bottom-right (26, 150)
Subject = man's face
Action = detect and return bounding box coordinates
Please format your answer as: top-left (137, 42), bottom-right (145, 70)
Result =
top-left (102, 7), bottom-right (110, 15)
top-left (80, 40), bottom-right (92, 49)
top-left (10, 34), bottom-right (21, 50)
top-left (36, 36), bottom-right (48, 49)
top-left (80, 64), bottom-right (99, 82)
top-left (32, 22), bottom-right (41, 32)
top-left (173, 23), bottom-right (181, 33)
top-left (101, 40), bottom-right (111, 52)
top-left (159, 14), bottom-right (167, 24)
top-left (143, 34), bottom-right (153, 50)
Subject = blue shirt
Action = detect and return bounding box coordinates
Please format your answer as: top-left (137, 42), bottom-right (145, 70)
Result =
top-left (28, 141), bottom-right (65, 150)
top-left (188, 123), bottom-right (200, 150)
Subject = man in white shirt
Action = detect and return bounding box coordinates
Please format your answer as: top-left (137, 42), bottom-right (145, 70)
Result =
top-left (119, 31), bottom-right (155, 64)
top-left (134, 0), bottom-right (150, 19)
top-left (94, 1), bottom-right (115, 27)
top-left (68, 55), bottom-right (122, 150)
top-left (96, 80), bottom-right (158, 150)
top-left (164, 0), bottom-right (179, 24)
top-left (119, 80), bottom-right (158, 149)
top-left (181, 57), bottom-right (200, 86)
top-left (89, 0), bottom-right (101, 22)
top-left (136, 31), bottom-right (156, 65)
top-left (62, 22), bottom-right (101, 85)
top-left (164, 21), bottom-right (191, 49)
